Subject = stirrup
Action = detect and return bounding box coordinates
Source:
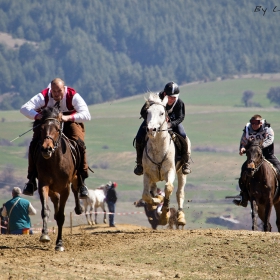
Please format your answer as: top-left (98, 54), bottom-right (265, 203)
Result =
top-left (134, 164), bottom-right (143, 176)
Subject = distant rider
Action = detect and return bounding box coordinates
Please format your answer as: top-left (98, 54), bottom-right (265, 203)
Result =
top-left (233, 114), bottom-right (280, 207)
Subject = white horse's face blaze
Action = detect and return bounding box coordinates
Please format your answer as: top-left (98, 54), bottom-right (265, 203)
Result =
top-left (146, 104), bottom-right (166, 138)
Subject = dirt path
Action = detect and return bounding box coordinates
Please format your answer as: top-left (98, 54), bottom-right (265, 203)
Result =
top-left (1, 224), bottom-right (280, 279)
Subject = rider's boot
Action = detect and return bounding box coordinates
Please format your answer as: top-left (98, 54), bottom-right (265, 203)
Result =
top-left (78, 171), bottom-right (89, 199)
top-left (182, 136), bottom-right (192, 175)
top-left (134, 141), bottom-right (144, 176)
top-left (233, 177), bottom-right (249, 207)
top-left (76, 138), bottom-right (89, 199)
top-left (23, 139), bottom-right (38, 196)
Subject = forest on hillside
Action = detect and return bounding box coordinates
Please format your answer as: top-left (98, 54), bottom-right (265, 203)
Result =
top-left (0, 0), bottom-right (279, 109)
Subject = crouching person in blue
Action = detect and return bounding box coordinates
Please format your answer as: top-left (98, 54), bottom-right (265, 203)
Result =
top-left (106, 181), bottom-right (118, 227)
top-left (1, 187), bottom-right (36, 234)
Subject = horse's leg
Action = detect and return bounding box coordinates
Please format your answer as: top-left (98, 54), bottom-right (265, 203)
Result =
top-left (176, 171), bottom-right (187, 228)
top-left (250, 199), bottom-right (258, 231)
top-left (262, 200), bottom-right (273, 232)
top-left (85, 206), bottom-right (91, 225)
top-left (102, 203), bottom-right (107, 224)
top-left (159, 169), bottom-right (176, 226)
top-left (274, 202), bottom-right (280, 232)
top-left (71, 181), bottom-right (83, 215)
top-left (92, 206), bottom-right (96, 225)
top-left (38, 185), bottom-right (51, 242)
top-left (52, 187), bottom-right (70, 251)
top-left (142, 175), bottom-right (159, 206)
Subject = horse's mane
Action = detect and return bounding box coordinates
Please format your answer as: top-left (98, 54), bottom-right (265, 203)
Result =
top-left (145, 92), bottom-right (162, 104)
top-left (41, 107), bottom-right (60, 122)
top-left (247, 138), bottom-right (263, 149)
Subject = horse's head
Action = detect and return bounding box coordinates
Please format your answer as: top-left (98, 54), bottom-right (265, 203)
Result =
top-left (145, 93), bottom-right (168, 138)
top-left (39, 107), bottom-right (63, 159)
top-left (245, 138), bottom-right (264, 177)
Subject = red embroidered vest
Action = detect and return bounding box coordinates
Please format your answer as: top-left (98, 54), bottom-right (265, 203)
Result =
top-left (40, 87), bottom-right (76, 113)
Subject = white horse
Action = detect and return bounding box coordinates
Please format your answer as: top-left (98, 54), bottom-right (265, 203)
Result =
top-left (142, 93), bottom-right (188, 227)
top-left (82, 185), bottom-right (108, 225)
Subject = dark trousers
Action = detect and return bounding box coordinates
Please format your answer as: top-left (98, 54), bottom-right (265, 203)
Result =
top-left (107, 201), bottom-right (115, 226)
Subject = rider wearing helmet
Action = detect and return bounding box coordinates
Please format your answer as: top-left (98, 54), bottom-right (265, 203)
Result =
top-left (133, 81), bottom-right (192, 176)
top-left (233, 114), bottom-right (280, 207)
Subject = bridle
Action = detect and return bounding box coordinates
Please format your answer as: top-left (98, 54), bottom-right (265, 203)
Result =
top-left (146, 101), bottom-right (169, 133)
top-left (145, 101), bottom-right (171, 177)
top-left (42, 117), bottom-right (63, 153)
top-left (246, 143), bottom-right (265, 176)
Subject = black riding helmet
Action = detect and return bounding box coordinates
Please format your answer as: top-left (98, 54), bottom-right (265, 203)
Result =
top-left (164, 82), bottom-right (180, 96)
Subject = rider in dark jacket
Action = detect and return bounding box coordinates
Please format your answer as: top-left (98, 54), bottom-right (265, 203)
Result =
top-left (133, 81), bottom-right (192, 176)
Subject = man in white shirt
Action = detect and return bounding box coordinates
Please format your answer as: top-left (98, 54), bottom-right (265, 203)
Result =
top-left (20, 78), bottom-right (91, 198)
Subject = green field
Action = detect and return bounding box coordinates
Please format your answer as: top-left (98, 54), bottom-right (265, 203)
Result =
top-left (1, 75), bottom-right (280, 230)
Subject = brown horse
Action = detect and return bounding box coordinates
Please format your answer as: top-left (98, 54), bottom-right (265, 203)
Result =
top-left (34, 107), bottom-right (83, 251)
top-left (245, 139), bottom-right (280, 232)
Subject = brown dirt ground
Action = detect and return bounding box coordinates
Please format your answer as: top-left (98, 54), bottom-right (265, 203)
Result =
top-left (1, 224), bottom-right (280, 280)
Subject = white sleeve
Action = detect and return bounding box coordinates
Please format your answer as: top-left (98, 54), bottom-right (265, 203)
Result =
top-left (72, 93), bottom-right (91, 122)
top-left (28, 203), bottom-right (37, 215)
top-left (262, 127), bottom-right (274, 148)
top-left (1, 206), bottom-right (7, 217)
top-left (20, 93), bottom-right (46, 120)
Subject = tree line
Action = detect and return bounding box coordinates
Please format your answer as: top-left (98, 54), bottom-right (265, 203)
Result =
top-left (0, 0), bottom-right (279, 110)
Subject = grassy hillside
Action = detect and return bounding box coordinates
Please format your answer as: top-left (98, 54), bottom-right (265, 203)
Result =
top-left (1, 75), bottom-right (280, 230)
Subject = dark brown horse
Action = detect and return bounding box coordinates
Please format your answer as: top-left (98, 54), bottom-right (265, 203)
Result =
top-left (245, 139), bottom-right (280, 232)
top-left (34, 107), bottom-right (83, 251)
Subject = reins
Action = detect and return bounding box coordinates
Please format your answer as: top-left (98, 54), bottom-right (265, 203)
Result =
top-left (145, 100), bottom-right (171, 178)
top-left (247, 155), bottom-right (265, 176)
top-left (145, 137), bottom-right (172, 178)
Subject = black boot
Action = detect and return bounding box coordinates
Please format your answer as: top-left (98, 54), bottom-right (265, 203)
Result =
top-left (182, 161), bottom-right (191, 175)
top-left (134, 141), bottom-right (144, 176)
top-left (232, 191), bottom-right (248, 207)
top-left (23, 139), bottom-right (39, 196)
top-left (232, 177), bottom-right (249, 207)
top-left (23, 177), bottom-right (37, 196)
top-left (78, 173), bottom-right (89, 199)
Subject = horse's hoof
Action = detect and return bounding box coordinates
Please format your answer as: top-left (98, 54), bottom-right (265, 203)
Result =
top-left (104, 219), bottom-right (107, 224)
top-left (159, 209), bottom-right (170, 225)
top-left (177, 211), bottom-right (186, 226)
top-left (74, 206), bottom-right (83, 215)
top-left (40, 234), bottom-right (51, 243)
top-left (55, 245), bottom-right (65, 252)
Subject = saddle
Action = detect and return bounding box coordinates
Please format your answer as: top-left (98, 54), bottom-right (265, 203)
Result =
top-left (63, 137), bottom-right (81, 171)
